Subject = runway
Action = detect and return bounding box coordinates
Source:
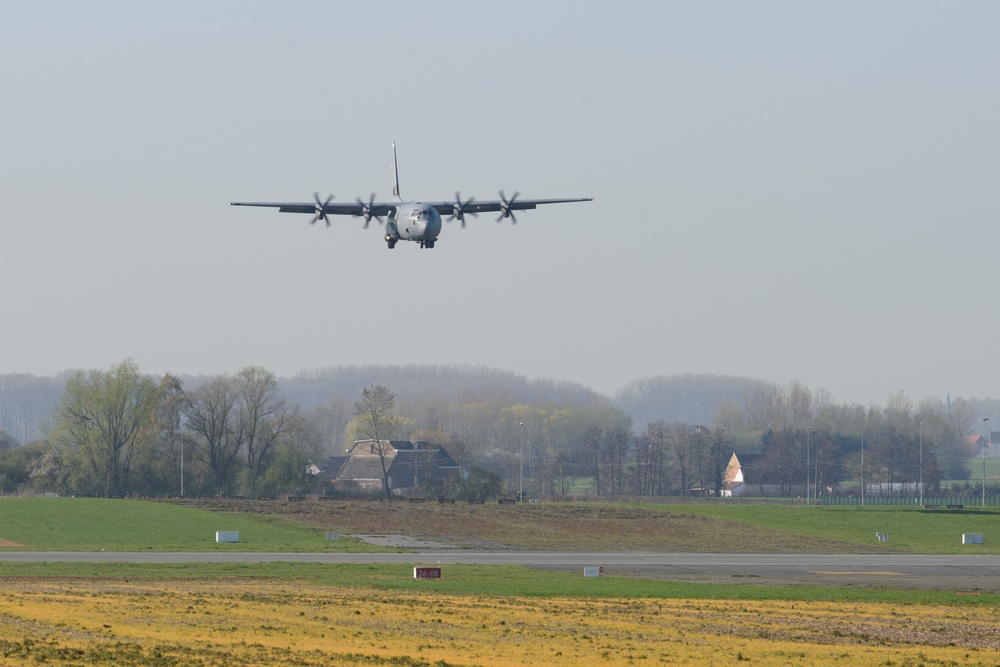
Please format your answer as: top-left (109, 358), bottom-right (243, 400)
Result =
top-left (2, 552), bottom-right (999, 589)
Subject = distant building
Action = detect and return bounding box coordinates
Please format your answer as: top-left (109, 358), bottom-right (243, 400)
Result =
top-left (313, 440), bottom-right (461, 497)
top-left (989, 432), bottom-right (1000, 458)
top-left (964, 435), bottom-right (988, 456)
top-left (689, 453), bottom-right (749, 497)
top-left (722, 453), bottom-right (747, 497)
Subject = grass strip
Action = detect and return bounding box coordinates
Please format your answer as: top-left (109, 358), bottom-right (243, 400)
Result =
top-left (641, 503), bottom-right (1000, 554)
top-left (0, 498), bottom-right (388, 552)
top-left (0, 561), bottom-right (993, 606)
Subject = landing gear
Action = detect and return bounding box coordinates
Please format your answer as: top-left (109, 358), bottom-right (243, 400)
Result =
top-left (418, 240), bottom-right (436, 249)
top-left (386, 239), bottom-right (396, 249)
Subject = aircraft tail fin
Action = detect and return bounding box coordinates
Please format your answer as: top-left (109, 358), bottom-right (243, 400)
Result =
top-left (391, 141), bottom-right (402, 201)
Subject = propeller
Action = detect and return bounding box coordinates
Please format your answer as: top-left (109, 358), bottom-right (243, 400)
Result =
top-left (310, 192), bottom-right (334, 227)
top-left (447, 192), bottom-right (477, 228)
top-left (496, 190), bottom-right (521, 224)
top-left (354, 194), bottom-right (383, 228)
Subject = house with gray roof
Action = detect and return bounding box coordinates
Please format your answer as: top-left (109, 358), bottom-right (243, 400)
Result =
top-left (314, 440), bottom-right (461, 498)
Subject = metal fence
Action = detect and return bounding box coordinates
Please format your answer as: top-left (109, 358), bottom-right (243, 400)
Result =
top-left (816, 494), bottom-right (1000, 507)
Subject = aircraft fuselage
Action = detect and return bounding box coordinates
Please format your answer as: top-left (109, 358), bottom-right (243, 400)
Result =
top-left (385, 202), bottom-right (442, 249)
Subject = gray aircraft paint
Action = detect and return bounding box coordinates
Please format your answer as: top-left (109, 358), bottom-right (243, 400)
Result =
top-left (231, 143), bottom-right (592, 250)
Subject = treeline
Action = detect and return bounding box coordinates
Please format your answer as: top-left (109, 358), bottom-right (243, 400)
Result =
top-left (0, 362), bottom-right (325, 498)
top-left (430, 380), bottom-right (983, 499)
top-left (0, 365), bottom-right (992, 499)
top-left (0, 361), bottom-right (632, 498)
top-left (629, 383), bottom-right (979, 497)
top-left (281, 364), bottom-right (601, 412)
top-left (0, 365), bottom-right (606, 447)
top-left (0, 373), bottom-right (64, 444)
top-left (616, 374), bottom-right (772, 431)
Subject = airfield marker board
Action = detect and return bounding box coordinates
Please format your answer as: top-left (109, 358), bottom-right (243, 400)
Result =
top-left (414, 567), bottom-right (441, 579)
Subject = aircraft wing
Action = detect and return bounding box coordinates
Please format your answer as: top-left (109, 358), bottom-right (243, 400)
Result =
top-left (229, 201), bottom-right (395, 217)
top-left (426, 197), bottom-right (593, 217)
top-left (229, 196), bottom-right (592, 220)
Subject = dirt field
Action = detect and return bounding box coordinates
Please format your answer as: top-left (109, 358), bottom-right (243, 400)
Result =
top-left (1, 577), bottom-right (998, 667)
top-left (192, 498), bottom-right (868, 553)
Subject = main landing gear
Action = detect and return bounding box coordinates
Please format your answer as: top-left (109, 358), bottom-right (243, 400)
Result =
top-left (384, 238), bottom-right (436, 249)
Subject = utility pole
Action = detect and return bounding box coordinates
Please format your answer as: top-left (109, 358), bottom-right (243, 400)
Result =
top-left (861, 424), bottom-right (866, 507)
top-left (519, 422), bottom-right (524, 502)
top-left (806, 427), bottom-right (811, 506)
top-left (984, 418), bottom-right (989, 508)
top-left (179, 416), bottom-right (185, 498)
top-left (918, 421), bottom-right (923, 507)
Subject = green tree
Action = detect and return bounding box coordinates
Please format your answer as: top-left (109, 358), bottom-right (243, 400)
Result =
top-left (458, 466), bottom-right (502, 502)
top-left (51, 360), bottom-right (157, 496)
top-left (0, 440), bottom-right (47, 493)
top-left (343, 413), bottom-right (415, 448)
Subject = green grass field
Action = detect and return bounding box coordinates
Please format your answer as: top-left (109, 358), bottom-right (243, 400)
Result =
top-left (3, 497), bottom-right (999, 554)
top-left (943, 456), bottom-right (1000, 486)
top-left (2, 498), bottom-right (999, 608)
top-left (0, 498), bottom-right (386, 552)
top-left (0, 561), bottom-right (991, 607)
top-left (667, 503), bottom-right (1000, 554)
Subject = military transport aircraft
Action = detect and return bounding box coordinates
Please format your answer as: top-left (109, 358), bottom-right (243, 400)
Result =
top-left (230, 143), bottom-right (593, 249)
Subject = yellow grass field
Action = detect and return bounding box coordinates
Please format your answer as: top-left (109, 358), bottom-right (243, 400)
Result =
top-left (0, 578), bottom-right (998, 666)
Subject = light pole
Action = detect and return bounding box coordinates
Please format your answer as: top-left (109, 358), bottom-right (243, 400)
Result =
top-left (918, 421), bottom-right (924, 507)
top-left (983, 418), bottom-right (989, 508)
top-left (519, 422), bottom-right (524, 502)
top-left (806, 427), bottom-right (811, 506)
top-left (178, 430), bottom-right (184, 498)
top-left (861, 424), bottom-right (866, 507)
top-left (178, 416), bottom-right (185, 498)
top-left (815, 444), bottom-right (820, 502)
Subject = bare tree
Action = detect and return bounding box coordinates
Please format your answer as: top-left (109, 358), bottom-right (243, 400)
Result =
top-left (784, 380), bottom-right (814, 429)
top-left (760, 428), bottom-right (800, 496)
top-left (809, 427), bottom-right (839, 494)
top-left (353, 385), bottom-right (398, 500)
top-left (148, 373), bottom-right (187, 494)
top-left (581, 425), bottom-right (603, 495)
top-left (0, 428), bottom-right (14, 452)
top-left (636, 420), bottom-right (670, 496)
top-left (184, 375), bottom-right (240, 495)
top-left (668, 421), bottom-right (694, 496)
top-left (606, 427), bottom-right (630, 496)
top-left (236, 367), bottom-right (294, 495)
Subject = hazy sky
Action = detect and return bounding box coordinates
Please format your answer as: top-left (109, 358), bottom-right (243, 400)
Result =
top-left (3, 2), bottom-right (998, 406)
